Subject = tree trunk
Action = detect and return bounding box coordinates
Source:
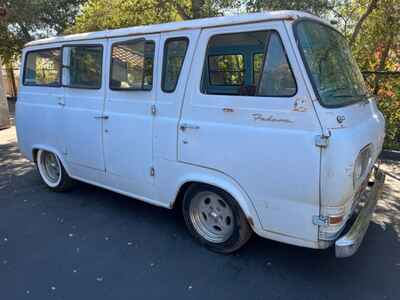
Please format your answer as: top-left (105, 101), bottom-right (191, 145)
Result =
top-left (192, 0), bottom-right (205, 19)
top-left (373, 32), bottom-right (394, 95)
top-left (0, 58), bottom-right (11, 129)
top-left (5, 62), bottom-right (17, 97)
top-left (349, 0), bottom-right (379, 47)
top-left (174, 3), bottom-right (191, 20)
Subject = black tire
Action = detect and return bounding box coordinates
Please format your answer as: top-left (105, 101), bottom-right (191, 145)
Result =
top-left (36, 149), bottom-right (75, 192)
top-left (182, 184), bottom-right (252, 253)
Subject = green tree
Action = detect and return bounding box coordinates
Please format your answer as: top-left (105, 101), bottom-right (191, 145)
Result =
top-left (246, 0), bottom-right (335, 15)
top-left (0, 0), bottom-right (86, 61)
top-left (0, 0), bottom-right (86, 95)
top-left (69, 0), bottom-right (183, 33)
top-left (68, 0), bottom-right (243, 33)
top-left (350, 0), bottom-right (400, 149)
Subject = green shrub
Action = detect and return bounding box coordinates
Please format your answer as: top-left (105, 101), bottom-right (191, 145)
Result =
top-left (373, 76), bottom-right (400, 151)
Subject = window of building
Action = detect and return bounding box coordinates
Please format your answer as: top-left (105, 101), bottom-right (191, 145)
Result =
top-left (23, 49), bottom-right (61, 87)
top-left (110, 39), bottom-right (155, 90)
top-left (162, 38), bottom-right (189, 93)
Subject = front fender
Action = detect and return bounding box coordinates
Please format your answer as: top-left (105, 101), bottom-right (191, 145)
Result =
top-left (169, 165), bottom-right (263, 234)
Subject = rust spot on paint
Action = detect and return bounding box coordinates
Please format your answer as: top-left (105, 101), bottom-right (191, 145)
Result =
top-left (293, 98), bottom-right (307, 112)
top-left (223, 108), bottom-right (234, 113)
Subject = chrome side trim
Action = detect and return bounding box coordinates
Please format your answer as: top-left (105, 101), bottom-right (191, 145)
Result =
top-left (335, 168), bottom-right (385, 258)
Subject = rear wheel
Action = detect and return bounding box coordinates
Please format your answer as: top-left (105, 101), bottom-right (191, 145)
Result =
top-left (183, 184), bottom-right (252, 253)
top-left (36, 150), bottom-right (74, 192)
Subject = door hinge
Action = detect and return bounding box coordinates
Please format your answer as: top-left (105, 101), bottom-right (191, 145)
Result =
top-left (312, 215), bottom-right (329, 226)
top-left (315, 131), bottom-right (331, 148)
top-left (151, 104), bottom-right (157, 116)
top-left (150, 167), bottom-right (155, 177)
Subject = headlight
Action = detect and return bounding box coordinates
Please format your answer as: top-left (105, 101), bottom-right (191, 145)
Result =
top-left (353, 145), bottom-right (372, 188)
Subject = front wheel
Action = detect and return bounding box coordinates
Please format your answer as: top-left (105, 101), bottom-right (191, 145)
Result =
top-left (182, 184), bottom-right (252, 253)
top-left (36, 150), bottom-right (74, 192)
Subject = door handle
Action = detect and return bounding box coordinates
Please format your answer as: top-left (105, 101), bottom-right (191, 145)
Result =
top-left (180, 123), bottom-right (200, 131)
top-left (94, 115), bottom-right (109, 120)
top-left (57, 97), bottom-right (65, 106)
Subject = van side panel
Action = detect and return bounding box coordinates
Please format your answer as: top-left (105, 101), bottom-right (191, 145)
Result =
top-left (153, 29), bottom-right (201, 163)
top-left (102, 34), bottom-right (160, 201)
top-left (62, 40), bottom-right (108, 173)
top-left (155, 158), bottom-right (320, 249)
top-left (177, 21), bottom-right (321, 242)
top-left (17, 45), bottom-right (65, 162)
top-left (17, 18), bottom-right (325, 250)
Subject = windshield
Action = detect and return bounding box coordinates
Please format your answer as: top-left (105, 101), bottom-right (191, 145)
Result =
top-left (295, 20), bottom-right (368, 107)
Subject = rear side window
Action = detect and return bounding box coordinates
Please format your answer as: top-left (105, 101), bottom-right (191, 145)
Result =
top-left (110, 39), bottom-right (155, 91)
top-left (162, 38), bottom-right (189, 93)
top-left (23, 49), bottom-right (61, 87)
top-left (68, 45), bottom-right (103, 89)
top-left (201, 30), bottom-right (296, 97)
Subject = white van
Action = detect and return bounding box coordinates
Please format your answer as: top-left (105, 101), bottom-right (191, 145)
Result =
top-left (16, 11), bottom-right (386, 257)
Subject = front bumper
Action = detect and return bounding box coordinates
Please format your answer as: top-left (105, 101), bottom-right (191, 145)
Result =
top-left (335, 168), bottom-right (385, 258)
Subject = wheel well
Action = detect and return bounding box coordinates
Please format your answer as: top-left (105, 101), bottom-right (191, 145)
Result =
top-left (173, 182), bottom-right (239, 211)
top-left (32, 148), bottom-right (39, 163)
top-left (173, 181), bottom-right (255, 231)
top-left (172, 181), bottom-right (197, 210)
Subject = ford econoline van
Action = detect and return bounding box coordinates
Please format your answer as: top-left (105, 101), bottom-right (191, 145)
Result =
top-left (16, 11), bottom-right (386, 257)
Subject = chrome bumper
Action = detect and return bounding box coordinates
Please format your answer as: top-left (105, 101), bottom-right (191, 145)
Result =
top-left (335, 168), bottom-right (385, 258)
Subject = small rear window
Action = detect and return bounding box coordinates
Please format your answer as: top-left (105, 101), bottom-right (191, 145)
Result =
top-left (68, 45), bottom-right (103, 89)
top-left (162, 38), bottom-right (189, 93)
top-left (110, 39), bottom-right (155, 91)
top-left (23, 49), bottom-right (61, 87)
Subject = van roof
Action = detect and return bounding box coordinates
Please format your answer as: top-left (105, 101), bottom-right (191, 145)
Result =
top-left (26, 10), bottom-right (327, 48)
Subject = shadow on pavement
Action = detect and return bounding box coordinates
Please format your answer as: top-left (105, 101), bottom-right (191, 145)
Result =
top-left (1, 127), bottom-right (400, 300)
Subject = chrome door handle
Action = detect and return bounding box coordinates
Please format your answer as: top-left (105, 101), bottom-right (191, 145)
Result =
top-left (94, 115), bottom-right (109, 120)
top-left (180, 123), bottom-right (200, 131)
top-left (57, 97), bottom-right (65, 106)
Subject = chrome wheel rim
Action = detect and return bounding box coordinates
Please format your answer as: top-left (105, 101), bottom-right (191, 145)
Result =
top-left (189, 191), bottom-right (234, 243)
top-left (42, 151), bottom-right (61, 184)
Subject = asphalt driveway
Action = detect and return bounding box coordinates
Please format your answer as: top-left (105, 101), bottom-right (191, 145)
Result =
top-left (1, 126), bottom-right (400, 300)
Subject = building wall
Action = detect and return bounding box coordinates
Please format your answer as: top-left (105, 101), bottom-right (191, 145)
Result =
top-left (1, 67), bottom-right (20, 97)
top-left (0, 64), bottom-right (11, 129)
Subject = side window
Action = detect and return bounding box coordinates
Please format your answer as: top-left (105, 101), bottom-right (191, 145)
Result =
top-left (202, 30), bottom-right (268, 95)
top-left (256, 33), bottom-right (296, 97)
top-left (23, 48), bottom-right (61, 87)
top-left (208, 54), bottom-right (244, 86)
top-left (68, 45), bottom-right (103, 89)
top-left (110, 39), bottom-right (155, 91)
top-left (162, 38), bottom-right (189, 93)
top-left (201, 30), bottom-right (296, 97)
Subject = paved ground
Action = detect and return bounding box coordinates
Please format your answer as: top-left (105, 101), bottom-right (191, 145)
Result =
top-left (1, 126), bottom-right (400, 300)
